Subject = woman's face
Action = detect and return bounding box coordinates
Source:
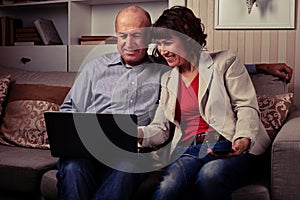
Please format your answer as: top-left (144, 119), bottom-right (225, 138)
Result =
top-left (155, 34), bottom-right (189, 68)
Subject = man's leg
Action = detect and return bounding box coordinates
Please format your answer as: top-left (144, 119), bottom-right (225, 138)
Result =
top-left (133, 170), bottom-right (164, 200)
top-left (91, 168), bottom-right (142, 200)
top-left (56, 158), bottom-right (102, 200)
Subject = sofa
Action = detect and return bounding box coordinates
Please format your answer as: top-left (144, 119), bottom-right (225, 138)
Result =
top-left (0, 64), bottom-right (299, 200)
top-left (0, 65), bottom-right (76, 200)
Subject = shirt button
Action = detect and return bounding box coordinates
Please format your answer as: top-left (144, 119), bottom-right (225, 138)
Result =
top-left (131, 81), bottom-right (135, 85)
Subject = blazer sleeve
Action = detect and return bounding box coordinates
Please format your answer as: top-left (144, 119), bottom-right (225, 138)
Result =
top-left (138, 75), bottom-right (171, 148)
top-left (224, 52), bottom-right (260, 143)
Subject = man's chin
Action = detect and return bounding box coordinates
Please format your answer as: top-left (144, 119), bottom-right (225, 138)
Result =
top-left (123, 50), bottom-right (141, 56)
top-left (123, 54), bottom-right (137, 59)
top-left (123, 57), bottom-right (146, 66)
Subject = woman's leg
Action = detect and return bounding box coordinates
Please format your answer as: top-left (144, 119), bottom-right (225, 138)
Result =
top-left (195, 153), bottom-right (260, 200)
top-left (152, 144), bottom-right (211, 200)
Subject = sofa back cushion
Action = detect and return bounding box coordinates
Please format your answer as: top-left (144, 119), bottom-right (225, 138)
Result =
top-left (0, 83), bottom-right (70, 149)
top-left (250, 73), bottom-right (288, 95)
top-left (0, 65), bottom-right (293, 147)
top-left (0, 66), bottom-right (76, 149)
top-left (0, 65), bottom-right (77, 87)
top-left (250, 73), bottom-right (293, 140)
top-left (0, 74), bottom-right (11, 116)
top-left (257, 93), bottom-right (293, 139)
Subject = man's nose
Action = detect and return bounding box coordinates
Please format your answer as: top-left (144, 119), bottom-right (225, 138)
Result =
top-left (125, 36), bottom-right (134, 46)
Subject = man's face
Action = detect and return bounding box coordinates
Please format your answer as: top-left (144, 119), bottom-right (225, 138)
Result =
top-left (116, 13), bottom-right (148, 66)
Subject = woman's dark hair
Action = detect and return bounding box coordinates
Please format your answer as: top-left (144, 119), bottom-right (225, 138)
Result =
top-left (152, 6), bottom-right (207, 47)
top-left (151, 6), bottom-right (207, 64)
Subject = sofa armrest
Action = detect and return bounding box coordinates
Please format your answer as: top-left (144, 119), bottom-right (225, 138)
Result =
top-left (271, 109), bottom-right (300, 200)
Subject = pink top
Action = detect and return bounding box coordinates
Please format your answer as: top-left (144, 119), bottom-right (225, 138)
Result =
top-left (175, 74), bottom-right (209, 142)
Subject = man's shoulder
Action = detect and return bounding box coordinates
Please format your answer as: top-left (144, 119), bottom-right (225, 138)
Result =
top-left (77, 52), bottom-right (121, 75)
top-left (145, 62), bottom-right (170, 77)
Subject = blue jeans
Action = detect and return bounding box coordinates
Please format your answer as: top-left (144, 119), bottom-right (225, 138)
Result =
top-left (152, 140), bottom-right (261, 200)
top-left (56, 158), bottom-right (142, 200)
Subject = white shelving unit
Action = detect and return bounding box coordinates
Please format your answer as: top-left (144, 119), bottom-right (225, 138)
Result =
top-left (0, 0), bottom-right (184, 72)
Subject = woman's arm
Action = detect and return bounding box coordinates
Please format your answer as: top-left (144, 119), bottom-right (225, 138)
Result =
top-left (225, 54), bottom-right (261, 154)
top-left (138, 77), bottom-right (172, 149)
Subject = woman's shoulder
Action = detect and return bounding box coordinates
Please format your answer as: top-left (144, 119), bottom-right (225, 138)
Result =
top-left (209, 50), bottom-right (238, 61)
top-left (209, 50), bottom-right (241, 71)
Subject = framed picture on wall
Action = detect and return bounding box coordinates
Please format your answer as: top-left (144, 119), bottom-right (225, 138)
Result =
top-left (214, 0), bottom-right (295, 29)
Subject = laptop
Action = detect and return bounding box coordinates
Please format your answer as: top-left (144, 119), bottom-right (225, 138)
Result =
top-left (44, 112), bottom-right (138, 159)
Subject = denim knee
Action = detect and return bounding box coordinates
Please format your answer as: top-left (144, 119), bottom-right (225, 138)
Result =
top-left (57, 158), bottom-right (100, 200)
top-left (195, 159), bottom-right (233, 200)
top-left (58, 159), bottom-right (93, 177)
top-left (196, 160), bottom-right (225, 186)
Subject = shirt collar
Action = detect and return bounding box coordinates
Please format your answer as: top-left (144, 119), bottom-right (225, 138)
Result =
top-left (108, 53), bottom-right (153, 69)
top-left (107, 53), bottom-right (123, 67)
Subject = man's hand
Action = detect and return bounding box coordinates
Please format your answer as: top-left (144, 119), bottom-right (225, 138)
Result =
top-left (256, 63), bottom-right (293, 83)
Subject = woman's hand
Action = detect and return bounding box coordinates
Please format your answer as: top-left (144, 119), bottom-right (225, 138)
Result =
top-left (137, 128), bottom-right (144, 145)
top-left (208, 137), bottom-right (250, 157)
top-left (230, 137), bottom-right (250, 156)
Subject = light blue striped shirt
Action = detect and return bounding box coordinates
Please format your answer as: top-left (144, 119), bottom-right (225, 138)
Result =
top-left (60, 52), bottom-right (169, 126)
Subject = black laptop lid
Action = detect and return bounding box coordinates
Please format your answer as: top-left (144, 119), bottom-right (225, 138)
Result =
top-left (44, 112), bottom-right (138, 159)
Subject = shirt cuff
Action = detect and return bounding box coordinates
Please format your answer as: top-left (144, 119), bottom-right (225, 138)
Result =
top-left (245, 64), bottom-right (257, 74)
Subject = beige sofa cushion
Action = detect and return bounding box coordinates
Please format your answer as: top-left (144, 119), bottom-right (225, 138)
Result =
top-left (0, 74), bottom-right (11, 116)
top-left (0, 66), bottom-right (76, 149)
top-left (257, 93), bottom-right (294, 140)
top-left (0, 84), bottom-right (70, 149)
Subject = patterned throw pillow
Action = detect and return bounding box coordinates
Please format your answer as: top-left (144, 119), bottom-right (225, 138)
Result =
top-left (0, 74), bottom-right (11, 116)
top-left (257, 93), bottom-right (294, 140)
top-left (0, 84), bottom-right (70, 149)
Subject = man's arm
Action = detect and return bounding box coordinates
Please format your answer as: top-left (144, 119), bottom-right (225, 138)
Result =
top-left (60, 64), bottom-right (94, 112)
top-left (245, 63), bottom-right (293, 83)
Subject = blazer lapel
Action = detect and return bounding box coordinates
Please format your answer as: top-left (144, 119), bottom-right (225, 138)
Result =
top-left (164, 51), bottom-right (214, 122)
top-left (164, 68), bottom-right (179, 122)
top-left (197, 51), bottom-right (214, 114)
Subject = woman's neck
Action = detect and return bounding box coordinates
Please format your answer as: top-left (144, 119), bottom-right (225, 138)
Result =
top-left (179, 64), bottom-right (199, 86)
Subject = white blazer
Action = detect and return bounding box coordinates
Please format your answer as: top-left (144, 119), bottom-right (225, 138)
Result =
top-left (140, 50), bottom-right (271, 162)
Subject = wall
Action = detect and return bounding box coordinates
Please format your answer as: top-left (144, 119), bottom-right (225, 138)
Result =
top-left (187, 0), bottom-right (300, 108)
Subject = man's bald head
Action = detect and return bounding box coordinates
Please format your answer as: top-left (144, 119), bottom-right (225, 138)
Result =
top-left (115, 6), bottom-right (151, 32)
top-left (114, 6), bottom-right (152, 66)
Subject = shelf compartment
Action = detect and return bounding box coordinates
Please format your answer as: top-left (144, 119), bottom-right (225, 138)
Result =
top-left (0, 45), bottom-right (68, 71)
